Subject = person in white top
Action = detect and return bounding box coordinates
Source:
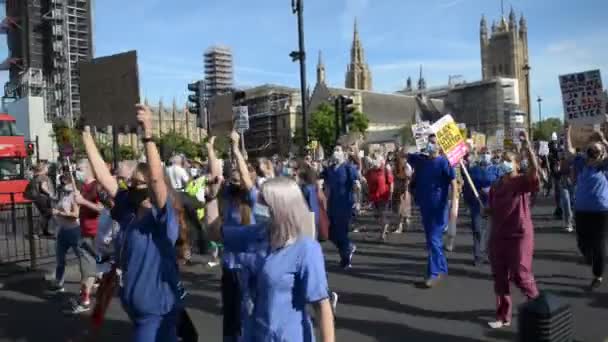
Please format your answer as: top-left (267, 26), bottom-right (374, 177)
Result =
top-left (166, 155), bottom-right (190, 191)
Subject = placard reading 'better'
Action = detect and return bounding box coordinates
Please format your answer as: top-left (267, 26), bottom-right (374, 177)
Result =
top-left (559, 70), bottom-right (605, 122)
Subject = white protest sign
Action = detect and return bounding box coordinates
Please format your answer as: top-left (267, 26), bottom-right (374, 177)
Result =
top-left (411, 121), bottom-right (432, 151)
top-left (559, 69), bottom-right (606, 123)
top-left (538, 141), bottom-right (549, 156)
top-left (232, 106), bottom-right (249, 133)
top-left (495, 129), bottom-right (505, 150)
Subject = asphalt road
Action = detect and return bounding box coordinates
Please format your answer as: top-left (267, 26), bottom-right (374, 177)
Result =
top-left (0, 197), bottom-right (607, 342)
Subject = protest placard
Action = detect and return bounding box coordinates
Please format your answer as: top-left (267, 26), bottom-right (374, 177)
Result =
top-left (457, 123), bottom-right (467, 140)
top-left (495, 129), bottom-right (505, 150)
top-left (79, 50), bottom-right (140, 131)
top-left (569, 124), bottom-right (603, 149)
top-left (538, 141), bottom-right (549, 156)
top-left (559, 69), bottom-right (606, 123)
top-left (411, 121), bottom-right (432, 151)
top-left (431, 115), bottom-right (468, 166)
top-left (471, 132), bottom-right (486, 150)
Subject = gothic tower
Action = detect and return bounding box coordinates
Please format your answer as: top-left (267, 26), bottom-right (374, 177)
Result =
top-left (345, 18), bottom-right (372, 90)
top-left (316, 50), bottom-right (326, 85)
top-left (480, 7), bottom-right (529, 114)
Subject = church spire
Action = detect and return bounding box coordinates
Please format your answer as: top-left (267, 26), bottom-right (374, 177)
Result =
top-left (316, 50), bottom-right (326, 85)
top-left (508, 6), bottom-right (517, 31)
top-left (406, 76), bottom-right (413, 92)
top-left (417, 65), bottom-right (426, 91)
top-left (345, 17), bottom-right (372, 90)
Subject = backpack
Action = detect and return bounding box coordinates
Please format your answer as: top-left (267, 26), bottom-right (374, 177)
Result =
top-left (24, 177), bottom-right (40, 200)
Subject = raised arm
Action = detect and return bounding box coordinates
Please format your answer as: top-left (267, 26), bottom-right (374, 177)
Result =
top-left (136, 104), bottom-right (168, 209)
top-left (82, 126), bottom-right (118, 197)
top-left (521, 131), bottom-right (540, 187)
top-left (565, 124), bottom-right (576, 157)
top-left (230, 131), bottom-right (254, 191)
top-left (205, 137), bottom-right (223, 242)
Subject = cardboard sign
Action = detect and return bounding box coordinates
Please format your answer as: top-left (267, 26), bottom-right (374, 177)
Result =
top-left (569, 124), bottom-right (602, 149)
top-left (79, 51), bottom-right (141, 131)
top-left (411, 121), bottom-right (432, 151)
top-left (457, 123), bottom-right (467, 139)
top-left (431, 114), bottom-right (468, 166)
top-left (538, 141), bottom-right (549, 156)
top-left (495, 129), bottom-right (505, 151)
top-left (559, 69), bottom-right (606, 123)
top-left (471, 132), bottom-right (486, 150)
top-left (233, 106), bottom-right (249, 133)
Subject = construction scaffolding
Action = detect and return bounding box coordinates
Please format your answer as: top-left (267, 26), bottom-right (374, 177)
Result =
top-left (204, 46), bottom-right (233, 100)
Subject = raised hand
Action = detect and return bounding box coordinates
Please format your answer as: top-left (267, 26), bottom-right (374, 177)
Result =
top-left (229, 131), bottom-right (240, 146)
top-left (135, 104), bottom-right (154, 138)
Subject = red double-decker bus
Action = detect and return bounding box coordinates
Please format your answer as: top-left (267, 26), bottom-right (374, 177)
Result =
top-left (0, 113), bottom-right (29, 204)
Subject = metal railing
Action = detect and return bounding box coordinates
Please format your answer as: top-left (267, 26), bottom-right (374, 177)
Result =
top-left (0, 193), bottom-right (54, 271)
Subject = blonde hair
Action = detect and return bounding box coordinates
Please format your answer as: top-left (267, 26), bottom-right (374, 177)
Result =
top-left (261, 177), bottom-right (315, 249)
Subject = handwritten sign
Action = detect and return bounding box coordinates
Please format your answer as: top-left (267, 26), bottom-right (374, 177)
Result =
top-left (538, 141), bottom-right (549, 156)
top-left (431, 114), bottom-right (468, 166)
top-left (559, 70), bottom-right (606, 123)
top-left (569, 124), bottom-right (603, 149)
top-left (411, 121), bottom-right (432, 151)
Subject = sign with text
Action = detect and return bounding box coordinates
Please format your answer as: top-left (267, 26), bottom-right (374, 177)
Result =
top-left (559, 69), bottom-right (606, 123)
top-left (411, 121), bottom-right (432, 151)
top-left (431, 114), bottom-right (468, 166)
top-left (79, 50), bottom-right (140, 131)
top-left (471, 132), bottom-right (486, 150)
top-left (538, 141), bottom-right (549, 156)
top-left (569, 123), bottom-right (604, 149)
top-left (232, 106), bottom-right (249, 133)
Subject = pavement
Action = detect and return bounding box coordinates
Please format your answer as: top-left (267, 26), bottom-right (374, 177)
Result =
top-left (0, 197), bottom-right (607, 341)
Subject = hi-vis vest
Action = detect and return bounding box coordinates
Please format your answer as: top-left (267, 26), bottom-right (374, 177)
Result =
top-left (185, 176), bottom-right (207, 220)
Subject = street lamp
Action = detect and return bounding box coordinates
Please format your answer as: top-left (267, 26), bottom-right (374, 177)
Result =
top-left (523, 64), bottom-right (532, 140)
top-left (291, 0), bottom-right (308, 153)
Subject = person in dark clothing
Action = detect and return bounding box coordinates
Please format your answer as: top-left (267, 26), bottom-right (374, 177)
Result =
top-left (548, 141), bottom-right (562, 217)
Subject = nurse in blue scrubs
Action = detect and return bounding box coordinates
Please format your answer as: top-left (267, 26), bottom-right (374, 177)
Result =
top-left (322, 145), bottom-right (360, 269)
top-left (408, 135), bottom-right (459, 288)
top-left (204, 152), bottom-right (336, 341)
top-left (82, 105), bottom-right (184, 341)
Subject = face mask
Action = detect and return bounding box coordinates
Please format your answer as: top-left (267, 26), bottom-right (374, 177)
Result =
top-left (480, 154), bottom-right (492, 165)
top-left (333, 151), bottom-right (345, 164)
top-left (75, 170), bottom-right (85, 182)
top-left (499, 161), bottom-right (514, 174)
top-left (587, 147), bottom-right (602, 160)
top-left (425, 142), bottom-right (437, 155)
top-left (127, 187), bottom-right (149, 208)
top-left (520, 159), bottom-right (529, 171)
top-left (190, 168), bottom-right (199, 178)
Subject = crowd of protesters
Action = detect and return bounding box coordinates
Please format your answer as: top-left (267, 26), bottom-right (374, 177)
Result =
top-left (23, 102), bottom-right (608, 340)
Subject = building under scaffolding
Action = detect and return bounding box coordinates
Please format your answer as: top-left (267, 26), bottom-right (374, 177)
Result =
top-left (1, 0), bottom-right (93, 123)
top-left (241, 84), bottom-right (301, 158)
top-left (204, 46), bottom-right (233, 101)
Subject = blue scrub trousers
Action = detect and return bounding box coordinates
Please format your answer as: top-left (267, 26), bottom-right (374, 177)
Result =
top-left (132, 311), bottom-right (178, 342)
top-left (329, 208), bottom-right (353, 265)
top-left (421, 207), bottom-right (448, 279)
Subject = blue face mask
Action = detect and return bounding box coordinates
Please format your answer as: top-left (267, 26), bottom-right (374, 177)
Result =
top-left (520, 159), bottom-right (529, 171)
top-left (425, 142), bottom-right (438, 154)
top-left (480, 154), bottom-right (492, 166)
top-left (499, 161), bottom-right (514, 174)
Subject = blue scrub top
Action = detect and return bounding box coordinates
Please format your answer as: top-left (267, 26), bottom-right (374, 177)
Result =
top-left (574, 156), bottom-right (608, 212)
top-left (322, 163), bottom-right (358, 210)
top-left (463, 164), bottom-right (500, 213)
top-left (223, 186), bottom-right (259, 226)
top-left (408, 153), bottom-right (456, 214)
top-left (223, 224), bottom-right (329, 342)
top-left (112, 191), bottom-right (181, 319)
top-left (302, 184), bottom-right (320, 228)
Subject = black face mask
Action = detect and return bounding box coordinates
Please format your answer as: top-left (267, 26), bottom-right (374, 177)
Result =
top-left (127, 187), bottom-right (149, 208)
top-left (587, 147), bottom-right (601, 160)
top-left (228, 183), bottom-right (243, 197)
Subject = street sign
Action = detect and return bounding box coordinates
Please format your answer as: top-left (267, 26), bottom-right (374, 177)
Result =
top-left (559, 69), bottom-right (606, 123)
top-left (431, 114), bottom-right (468, 166)
top-left (233, 106), bottom-right (249, 133)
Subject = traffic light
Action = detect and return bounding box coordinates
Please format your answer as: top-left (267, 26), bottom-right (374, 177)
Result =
top-left (187, 80), bottom-right (205, 127)
top-left (339, 95), bottom-right (355, 134)
top-left (26, 142), bottom-right (35, 156)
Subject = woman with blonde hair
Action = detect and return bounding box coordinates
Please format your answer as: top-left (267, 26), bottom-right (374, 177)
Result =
top-left (206, 139), bottom-right (335, 342)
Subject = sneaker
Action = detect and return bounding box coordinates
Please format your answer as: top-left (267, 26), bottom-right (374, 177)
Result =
top-left (49, 283), bottom-right (65, 293)
top-left (488, 320), bottom-right (511, 329)
top-left (71, 300), bottom-right (91, 314)
top-left (352, 228), bottom-right (360, 233)
top-left (330, 292), bottom-right (339, 314)
top-left (207, 261), bottom-right (220, 268)
top-left (589, 277), bottom-right (603, 291)
top-left (423, 275), bottom-right (443, 289)
top-left (347, 245), bottom-right (357, 265)
top-left (564, 226), bottom-right (574, 233)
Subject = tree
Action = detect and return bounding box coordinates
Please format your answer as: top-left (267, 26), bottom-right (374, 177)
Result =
top-left (156, 131), bottom-right (203, 161)
top-left (349, 111), bottom-right (369, 135)
top-left (533, 118), bottom-right (562, 141)
top-left (309, 103), bottom-right (337, 152)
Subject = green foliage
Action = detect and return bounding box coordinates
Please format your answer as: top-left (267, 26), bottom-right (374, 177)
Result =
top-left (52, 121), bottom-right (86, 159)
top-left (309, 103), bottom-right (337, 152)
top-left (156, 131), bottom-right (203, 160)
top-left (119, 145), bottom-right (138, 160)
top-left (348, 111), bottom-right (369, 135)
top-left (533, 118), bottom-right (562, 141)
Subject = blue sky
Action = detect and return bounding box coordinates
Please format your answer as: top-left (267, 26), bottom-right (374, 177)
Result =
top-left (1, 0), bottom-right (607, 120)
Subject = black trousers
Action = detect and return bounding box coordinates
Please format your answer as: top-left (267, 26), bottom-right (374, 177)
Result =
top-left (221, 268), bottom-right (241, 339)
top-left (575, 211), bottom-right (608, 278)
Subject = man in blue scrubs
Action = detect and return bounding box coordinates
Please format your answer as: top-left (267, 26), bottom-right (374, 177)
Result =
top-left (409, 135), bottom-right (459, 288)
top-left (322, 145), bottom-right (359, 269)
top-left (463, 149), bottom-right (500, 266)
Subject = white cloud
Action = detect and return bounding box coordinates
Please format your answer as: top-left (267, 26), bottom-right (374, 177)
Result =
top-left (437, 0), bottom-right (468, 9)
